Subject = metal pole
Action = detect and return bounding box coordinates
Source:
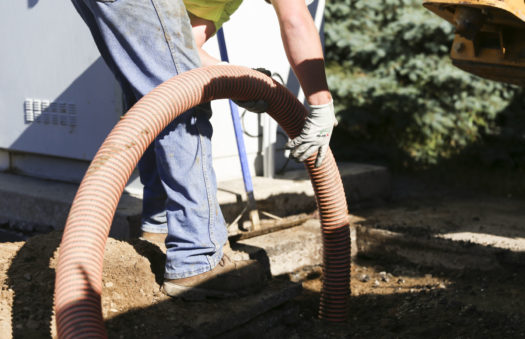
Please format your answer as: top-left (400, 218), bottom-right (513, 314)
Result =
top-left (216, 28), bottom-right (260, 229)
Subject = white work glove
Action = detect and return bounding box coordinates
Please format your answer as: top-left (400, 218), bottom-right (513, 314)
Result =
top-left (286, 100), bottom-right (337, 168)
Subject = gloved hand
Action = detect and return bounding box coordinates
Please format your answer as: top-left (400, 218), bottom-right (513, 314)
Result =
top-left (286, 100), bottom-right (337, 168)
top-left (233, 67), bottom-right (271, 113)
top-left (234, 98), bottom-right (268, 113)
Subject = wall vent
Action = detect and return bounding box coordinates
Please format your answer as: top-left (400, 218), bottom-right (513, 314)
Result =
top-left (24, 99), bottom-right (77, 127)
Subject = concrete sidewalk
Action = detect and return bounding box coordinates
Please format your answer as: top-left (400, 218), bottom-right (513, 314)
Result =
top-left (0, 161), bottom-right (389, 277)
top-left (0, 161), bottom-right (390, 240)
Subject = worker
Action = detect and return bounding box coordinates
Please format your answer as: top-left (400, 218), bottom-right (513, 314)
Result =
top-left (186, 0), bottom-right (337, 168)
top-left (69, 0), bottom-right (335, 300)
top-left (70, 0), bottom-right (267, 300)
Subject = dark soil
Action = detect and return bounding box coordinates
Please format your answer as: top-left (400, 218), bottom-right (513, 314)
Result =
top-left (1, 168), bottom-right (525, 338)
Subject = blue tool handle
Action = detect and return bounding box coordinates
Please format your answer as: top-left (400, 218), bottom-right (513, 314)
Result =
top-left (216, 28), bottom-right (255, 196)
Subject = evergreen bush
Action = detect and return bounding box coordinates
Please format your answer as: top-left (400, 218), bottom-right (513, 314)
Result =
top-left (324, 0), bottom-right (522, 167)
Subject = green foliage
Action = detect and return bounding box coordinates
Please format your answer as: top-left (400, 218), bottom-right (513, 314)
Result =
top-left (325, 0), bottom-right (521, 166)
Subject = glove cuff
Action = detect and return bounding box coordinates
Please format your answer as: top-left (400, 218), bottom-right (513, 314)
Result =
top-left (308, 99), bottom-right (333, 109)
top-left (308, 99), bottom-right (334, 115)
top-left (308, 100), bottom-right (337, 126)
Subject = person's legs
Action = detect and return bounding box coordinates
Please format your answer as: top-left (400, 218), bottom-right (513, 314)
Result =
top-left (156, 109), bottom-right (227, 279)
top-left (70, 0), bottom-right (227, 279)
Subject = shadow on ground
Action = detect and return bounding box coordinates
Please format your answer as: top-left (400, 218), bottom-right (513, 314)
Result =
top-left (4, 224), bottom-right (525, 338)
top-left (4, 168), bottom-right (525, 337)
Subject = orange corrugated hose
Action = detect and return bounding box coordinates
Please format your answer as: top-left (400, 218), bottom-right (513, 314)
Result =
top-left (54, 65), bottom-right (350, 338)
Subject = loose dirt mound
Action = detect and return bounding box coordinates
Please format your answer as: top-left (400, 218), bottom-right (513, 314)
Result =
top-left (0, 233), bottom-right (173, 338)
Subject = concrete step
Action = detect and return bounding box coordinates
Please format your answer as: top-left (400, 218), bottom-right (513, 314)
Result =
top-left (232, 219), bottom-right (324, 277)
top-left (0, 172), bottom-right (142, 239)
top-left (0, 161), bottom-right (390, 237)
top-left (0, 162), bottom-right (389, 276)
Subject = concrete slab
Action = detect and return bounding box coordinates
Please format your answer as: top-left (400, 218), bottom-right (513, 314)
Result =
top-left (0, 162), bottom-right (389, 275)
top-left (0, 172), bottom-right (142, 239)
top-left (276, 162), bottom-right (391, 207)
top-left (218, 162), bottom-right (391, 214)
top-left (0, 161), bottom-right (389, 233)
top-left (233, 219), bottom-right (324, 277)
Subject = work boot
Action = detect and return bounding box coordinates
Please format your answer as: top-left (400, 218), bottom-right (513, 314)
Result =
top-left (162, 250), bottom-right (268, 300)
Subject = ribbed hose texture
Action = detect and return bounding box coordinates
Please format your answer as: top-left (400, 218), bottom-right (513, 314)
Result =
top-left (54, 65), bottom-right (350, 338)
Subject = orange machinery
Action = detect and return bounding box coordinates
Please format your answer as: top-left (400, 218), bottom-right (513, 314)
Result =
top-left (423, 0), bottom-right (525, 85)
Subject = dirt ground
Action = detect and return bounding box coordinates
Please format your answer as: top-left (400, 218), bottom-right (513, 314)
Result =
top-left (1, 169), bottom-right (525, 338)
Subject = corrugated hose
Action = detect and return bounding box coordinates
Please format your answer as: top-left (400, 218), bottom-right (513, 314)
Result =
top-left (54, 65), bottom-right (350, 338)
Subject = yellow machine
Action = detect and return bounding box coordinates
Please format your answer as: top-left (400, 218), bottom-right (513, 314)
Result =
top-left (423, 0), bottom-right (525, 85)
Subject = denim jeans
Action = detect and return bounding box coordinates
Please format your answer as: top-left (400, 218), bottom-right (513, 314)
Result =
top-left (71, 0), bottom-right (227, 279)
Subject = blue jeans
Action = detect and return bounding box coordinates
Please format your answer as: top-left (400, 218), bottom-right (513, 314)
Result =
top-left (71, 0), bottom-right (227, 279)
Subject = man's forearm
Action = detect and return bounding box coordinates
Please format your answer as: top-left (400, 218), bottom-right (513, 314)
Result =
top-left (271, 0), bottom-right (332, 106)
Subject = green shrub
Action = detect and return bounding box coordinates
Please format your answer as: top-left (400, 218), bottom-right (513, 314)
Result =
top-left (325, 0), bottom-right (521, 167)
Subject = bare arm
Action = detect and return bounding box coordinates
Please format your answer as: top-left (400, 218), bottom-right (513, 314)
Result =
top-left (188, 13), bottom-right (221, 67)
top-left (270, 0), bottom-right (332, 106)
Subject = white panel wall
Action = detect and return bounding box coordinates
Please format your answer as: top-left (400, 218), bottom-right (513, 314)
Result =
top-left (0, 1), bottom-right (324, 183)
top-left (0, 1), bottom-right (123, 162)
